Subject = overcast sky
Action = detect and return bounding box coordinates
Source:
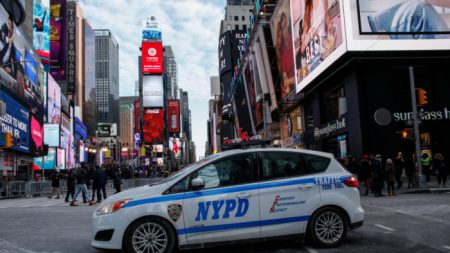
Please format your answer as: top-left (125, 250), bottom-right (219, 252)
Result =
top-left (80, 0), bottom-right (226, 159)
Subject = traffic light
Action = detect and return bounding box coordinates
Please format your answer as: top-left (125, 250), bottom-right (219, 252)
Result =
top-left (5, 132), bottom-right (13, 148)
top-left (416, 88), bottom-right (428, 106)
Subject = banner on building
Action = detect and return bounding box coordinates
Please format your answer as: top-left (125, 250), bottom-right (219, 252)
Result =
top-left (33, 0), bottom-right (50, 64)
top-left (142, 18), bottom-right (162, 41)
top-left (50, 0), bottom-right (67, 81)
top-left (143, 108), bottom-right (164, 143)
top-left (66, 1), bottom-right (76, 94)
top-left (142, 75), bottom-right (164, 107)
top-left (141, 41), bottom-right (163, 74)
top-left (168, 100), bottom-right (180, 133)
top-left (0, 91), bottom-right (30, 153)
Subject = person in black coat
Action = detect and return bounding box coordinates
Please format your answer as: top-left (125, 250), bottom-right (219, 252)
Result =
top-left (373, 154), bottom-right (384, 197)
top-left (112, 168), bottom-right (122, 194)
top-left (433, 153), bottom-right (448, 188)
top-left (65, 170), bottom-right (75, 202)
top-left (48, 169), bottom-right (61, 199)
top-left (93, 165), bottom-right (107, 202)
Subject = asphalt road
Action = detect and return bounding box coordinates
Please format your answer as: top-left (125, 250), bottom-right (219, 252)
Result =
top-left (0, 192), bottom-right (449, 253)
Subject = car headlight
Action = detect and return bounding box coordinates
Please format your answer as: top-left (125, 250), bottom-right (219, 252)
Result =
top-left (96, 199), bottom-right (131, 216)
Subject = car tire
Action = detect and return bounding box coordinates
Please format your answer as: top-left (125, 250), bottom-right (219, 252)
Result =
top-left (307, 207), bottom-right (348, 248)
top-left (124, 217), bottom-right (176, 253)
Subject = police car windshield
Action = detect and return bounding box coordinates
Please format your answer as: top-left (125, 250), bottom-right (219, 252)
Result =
top-left (150, 155), bottom-right (217, 185)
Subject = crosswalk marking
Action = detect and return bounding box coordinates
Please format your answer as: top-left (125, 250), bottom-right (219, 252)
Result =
top-left (0, 197), bottom-right (84, 208)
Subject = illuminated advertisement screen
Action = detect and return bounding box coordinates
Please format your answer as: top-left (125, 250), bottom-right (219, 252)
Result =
top-left (47, 74), bottom-right (61, 124)
top-left (30, 114), bottom-right (44, 156)
top-left (291, 0), bottom-right (345, 93)
top-left (345, 0), bottom-right (450, 50)
top-left (141, 41), bottom-right (163, 74)
top-left (44, 123), bottom-right (60, 147)
top-left (57, 148), bottom-right (65, 170)
top-left (168, 100), bottom-right (180, 133)
top-left (33, 148), bottom-right (56, 170)
top-left (143, 108), bottom-right (164, 143)
top-left (33, 0), bottom-right (50, 62)
top-left (233, 77), bottom-right (253, 135)
top-left (142, 75), bottom-right (164, 107)
top-left (50, 0), bottom-right (67, 81)
top-left (142, 19), bottom-right (162, 40)
top-left (0, 91), bottom-right (30, 153)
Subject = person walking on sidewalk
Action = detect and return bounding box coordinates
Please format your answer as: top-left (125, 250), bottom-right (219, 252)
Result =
top-left (359, 154), bottom-right (372, 196)
top-left (373, 154), bottom-right (384, 197)
top-left (70, 163), bottom-right (96, 206)
top-left (112, 167), bottom-right (122, 194)
top-left (385, 159), bottom-right (396, 196)
top-left (64, 169), bottom-right (75, 202)
top-left (433, 153), bottom-right (448, 188)
top-left (421, 153), bottom-right (432, 182)
top-left (93, 165), bottom-right (107, 202)
top-left (405, 153), bottom-right (416, 188)
top-left (394, 152), bottom-right (405, 189)
top-left (48, 169), bottom-right (61, 199)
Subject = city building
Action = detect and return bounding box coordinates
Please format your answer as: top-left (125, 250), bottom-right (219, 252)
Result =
top-left (83, 19), bottom-right (97, 137)
top-left (119, 103), bottom-right (134, 154)
top-left (180, 89), bottom-right (191, 141)
top-left (220, 0), bottom-right (254, 32)
top-left (94, 29), bottom-right (120, 129)
top-left (163, 46), bottom-right (178, 99)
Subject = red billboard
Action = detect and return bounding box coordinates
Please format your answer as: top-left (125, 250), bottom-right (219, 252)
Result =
top-left (141, 41), bottom-right (163, 74)
top-left (143, 108), bottom-right (164, 143)
top-left (168, 100), bottom-right (180, 133)
top-left (134, 100), bottom-right (140, 133)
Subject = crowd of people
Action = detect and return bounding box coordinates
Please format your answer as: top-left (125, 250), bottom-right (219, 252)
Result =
top-left (342, 152), bottom-right (448, 197)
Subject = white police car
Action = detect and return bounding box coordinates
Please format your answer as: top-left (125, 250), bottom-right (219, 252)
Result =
top-left (91, 148), bottom-right (364, 253)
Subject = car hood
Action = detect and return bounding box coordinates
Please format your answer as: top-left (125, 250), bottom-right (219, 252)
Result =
top-left (104, 184), bottom-right (163, 203)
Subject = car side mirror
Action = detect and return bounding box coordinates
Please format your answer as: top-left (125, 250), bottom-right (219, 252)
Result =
top-left (191, 177), bottom-right (205, 190)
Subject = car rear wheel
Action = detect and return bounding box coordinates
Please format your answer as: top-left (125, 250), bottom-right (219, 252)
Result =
top-left (307, 207), bottom-right (347, 247)
top-left (124, 217), bottom-right (176, 253)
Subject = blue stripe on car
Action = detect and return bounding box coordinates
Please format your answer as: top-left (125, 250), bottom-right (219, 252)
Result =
top-left (123, 175), bottom-right (350, 209)
top-left (176, 215), bottom-right (310, 235)
top-left (123, 177), bottom-right (317, 208)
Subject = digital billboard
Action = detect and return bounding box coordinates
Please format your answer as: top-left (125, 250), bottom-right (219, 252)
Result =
top-left (0, 3), bottom-right (44, 109)
top-left (97, 123), bottom-right (118, 137)
top-left (33, 0), bottom-right (50, 63)
top-left (292, 0), bottom-right (345, 93)
top-left (61, 93), bottom-right (70, 116)
top-left (30, 114), bottom-right (44, 156)
top-left (143, 108), bottom-right (164, 143)
top-left (141, 41), bottom-right (163, 74)
top-left (44, 123), bottom-right (59, 147)
top-left (50, 0), bottom-right (67, 81)
top-left (34, 148), bottom-right (56, 170)
top-left (57, 148), bottom-right (65, 170)
top-left (47, 74), bottom-right (61, 124)
top-left (233, 77), bottom-right (253, 135)
top-left (344, 0), bottom-right (450, 51)
top-left (168, 100), bottom-right (180, 133)
top-left (142, 18), bottom-right (162, 40)
top-left (66, 1), bottom-right (76, 94)
top-left (0, 91), bottom-right (30, 153)
top-left (142, 75), bottom-right (164, 107)
top-left (270, 0), bottom-right (296, 101)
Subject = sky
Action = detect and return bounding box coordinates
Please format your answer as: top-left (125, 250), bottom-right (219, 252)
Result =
top-left (79, 0), bottom-right (226, 159)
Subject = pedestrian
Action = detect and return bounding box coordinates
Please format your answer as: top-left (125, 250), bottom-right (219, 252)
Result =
top-left (91, 167), bottom-right (98, 202)
top-left (48, 169), bottom-right (61, 199)
top-left (64, 169), bottom-right (75, 202)
top-left (405, 153), bottom-right (416, 188)
top-left (421, 153), bottom-right (432, 182)
top-left (385, 159), bottom-right (396, 196)
top-left (70, 163), bottom-right (96, 206)
top-left (93, 165), bottom-right (107, 202)
top-left (112, 167), bottom-right (122, 194)
top-left (394, 152), bottom-right (405, 189)
top-left (373, 154), bottom-right (384, 197)
top-left (433, 153), bottom-right (447, 188)
top-left (359, 154), bottom-right (372, 196)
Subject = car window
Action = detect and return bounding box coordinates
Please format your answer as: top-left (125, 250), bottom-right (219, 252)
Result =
top-left (261, 152), bottom-right (308, 180)
top-left (192, 154), bottom-right (254, 190)
top-left (166, 175), bottom-right (191, 194)
top-left (303, 154), bottom-right (330, 173)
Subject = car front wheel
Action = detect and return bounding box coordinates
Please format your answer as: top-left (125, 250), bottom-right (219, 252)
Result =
top-left (307, 207), bottom-right (348, 247)
top-left (124, 217), bottom-right (176, 253)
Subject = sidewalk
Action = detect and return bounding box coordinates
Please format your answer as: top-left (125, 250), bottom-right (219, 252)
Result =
top-left (360, 176), bottom-right (450, 196)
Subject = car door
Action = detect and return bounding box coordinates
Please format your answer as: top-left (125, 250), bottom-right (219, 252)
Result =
top-left (181, 153), bottom-right (260, 245)
top-left (258, 151), bottom-right (322, 238)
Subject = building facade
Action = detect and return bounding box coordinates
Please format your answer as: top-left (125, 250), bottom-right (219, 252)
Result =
top-left (83, 20), bottom-right (96, 136)
top-left (94, 29), bottom-right (120, 128)
top-left (163, 46), bottom-right (178, 99)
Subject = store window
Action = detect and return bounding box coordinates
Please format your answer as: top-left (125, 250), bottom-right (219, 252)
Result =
top-left (322, 86), bottom-right (346, 122)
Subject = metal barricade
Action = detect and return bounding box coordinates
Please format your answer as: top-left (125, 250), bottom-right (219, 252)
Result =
top-left (25, 181), bottom-right (52, 198)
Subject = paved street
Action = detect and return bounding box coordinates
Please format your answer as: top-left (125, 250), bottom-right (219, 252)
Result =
top-left (0, 192), bottom-right (449, 253)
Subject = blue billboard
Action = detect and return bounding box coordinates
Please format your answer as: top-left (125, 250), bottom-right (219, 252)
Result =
top-left (25, 51), bottom-right (38, 86)
top-left (74, 117), bottom-right (87, 140)
top-left (0, 91), bottom-right (30, 153)
top-left (34, 148), bottom-right (56, 170)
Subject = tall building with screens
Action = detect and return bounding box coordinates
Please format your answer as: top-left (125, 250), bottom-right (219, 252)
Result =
top-left (94, 29), bottom-right (119, 129)
top-left (163, 46), bottom-right (177, 99)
